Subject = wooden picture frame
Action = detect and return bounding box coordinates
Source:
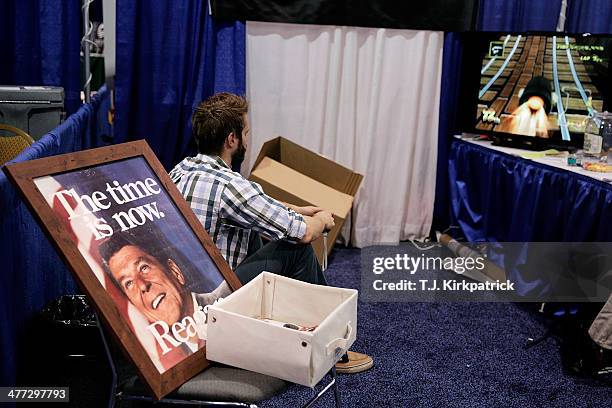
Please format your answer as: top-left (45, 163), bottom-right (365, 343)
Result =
top-left (3, 140), bottom-right (242, 399)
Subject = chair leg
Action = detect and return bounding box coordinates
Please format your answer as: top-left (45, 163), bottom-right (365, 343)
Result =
top-left (96, 316), bottom-right (117, 408)
top-left (118, 394), bottom-right (257, 407)
top-left (96, 312), bottom-right (260, 408)
top-left (301, 369), bottom-right (340, 408)
top-left (331, 367), bottom-right (341, 408)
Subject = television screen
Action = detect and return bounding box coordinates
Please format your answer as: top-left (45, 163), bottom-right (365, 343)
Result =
top-left (463, 33), bottom-right (611, 145)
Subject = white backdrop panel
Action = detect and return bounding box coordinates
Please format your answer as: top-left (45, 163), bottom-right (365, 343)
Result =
top-left (246, 21), bottom-right (443, 246)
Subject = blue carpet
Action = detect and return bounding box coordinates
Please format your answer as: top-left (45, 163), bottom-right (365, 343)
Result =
top-left (261, 247), bottom-right (612, 408)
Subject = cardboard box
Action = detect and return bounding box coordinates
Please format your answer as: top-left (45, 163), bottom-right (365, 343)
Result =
top-left (249, 137), bottom-right (363, 264)
top-left (206, 272), bottom-right (358, 387)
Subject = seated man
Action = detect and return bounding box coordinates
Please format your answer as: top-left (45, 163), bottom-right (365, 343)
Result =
top-left (169, 92), bottom-right (372, 374)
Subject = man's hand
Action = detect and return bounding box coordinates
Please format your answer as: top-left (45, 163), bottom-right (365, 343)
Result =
top-left (300, 211), bottom-right (335, 244)
top-left (314, 210), bottom-right (335, 231)
top-left (297, 205), bottom-right (324, 216)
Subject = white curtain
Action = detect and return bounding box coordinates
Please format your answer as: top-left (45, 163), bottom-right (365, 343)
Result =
top-left (245, 21), bottom-right (443, 246)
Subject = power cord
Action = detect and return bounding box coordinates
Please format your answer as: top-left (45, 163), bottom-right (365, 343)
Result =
top-left (81, 0), bottom-right (95, 91)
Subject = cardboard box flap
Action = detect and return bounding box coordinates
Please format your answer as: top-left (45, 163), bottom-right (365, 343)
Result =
top-left (344, 172), bottom-right (363, 197)
top-left (250, 136), bottom-right (362, 262)
top-left (252, 137), bottom-right (282, 169)
top-left (251, 157), bottom-right (353, 218)
top-left (252, 137), bottom-right (363, 195)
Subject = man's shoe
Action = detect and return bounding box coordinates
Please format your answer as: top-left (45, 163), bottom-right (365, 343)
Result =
top-left (335, 351), bottom-right (373, 374)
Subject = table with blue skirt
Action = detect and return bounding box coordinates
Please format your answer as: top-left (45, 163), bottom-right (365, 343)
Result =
top-left (448, 138), bottom-right (612, 297)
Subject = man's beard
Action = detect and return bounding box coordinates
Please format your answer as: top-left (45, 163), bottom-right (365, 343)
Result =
top-left (231, 139), bottom-right (247, 170)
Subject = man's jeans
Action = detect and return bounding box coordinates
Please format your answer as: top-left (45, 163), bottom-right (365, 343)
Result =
top-left (234, 234), bottom-right (327, 286)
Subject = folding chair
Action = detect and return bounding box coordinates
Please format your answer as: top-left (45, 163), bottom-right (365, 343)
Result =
top-left (0, 124), bottom-right (35, 164)
top-left (97, 315), bottom-right (341, 408)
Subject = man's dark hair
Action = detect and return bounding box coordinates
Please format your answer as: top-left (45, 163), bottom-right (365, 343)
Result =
top-left (192, 92), bottom-right (248, 155)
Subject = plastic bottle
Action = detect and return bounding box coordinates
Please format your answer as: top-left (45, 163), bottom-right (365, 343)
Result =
top-left (584, 111), bottom-right (612, 164)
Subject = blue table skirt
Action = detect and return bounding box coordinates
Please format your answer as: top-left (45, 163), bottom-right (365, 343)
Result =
top-left (449, 140), bottom-right (612, 296)
top-left (449, 139), bottom-right (612, 243)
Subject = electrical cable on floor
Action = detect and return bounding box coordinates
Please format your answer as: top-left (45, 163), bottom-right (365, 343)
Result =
top-left (408, 225), bottom-right (466, 251)
top-left (440, 225), bottom-right (465, 242)
top-left (409, 238), bottom-right (438, 251)
top-left (442, 225), bottom-right (461, 234)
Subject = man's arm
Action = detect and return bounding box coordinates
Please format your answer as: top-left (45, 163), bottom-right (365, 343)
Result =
top-left (281, 202), bottom-right (324, 217)
top-left (265, 197), bottom-right (335, 243)
top-left (278, 202), bottom-right (334, 242)
top-left (220, 177), bottom-right (334, 244)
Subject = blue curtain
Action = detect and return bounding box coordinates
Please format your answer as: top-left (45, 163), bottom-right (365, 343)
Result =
top-left (434, 1), bottom-right (562, 234)
top-left (114, 0), bottom-right (246, 170)
top-left (0, 87), bottom-right (110, 388)
top-left (433, 33), bottom-right (464, 233)
top-left (477, 0), bottom-right (562, 31)
top-left (566, 0), bottom-right (612, 33)
top-left (0, 0), bottom-right (81, 116)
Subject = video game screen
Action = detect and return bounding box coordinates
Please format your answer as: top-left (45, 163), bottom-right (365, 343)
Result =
top-left (473, 34), bottom-right (611, 141)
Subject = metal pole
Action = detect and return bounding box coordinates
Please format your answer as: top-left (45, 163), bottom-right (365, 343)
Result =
top-left (82, 0), bottom-right (92, 103)
top-left (322, 232), bottom-right (328, 272)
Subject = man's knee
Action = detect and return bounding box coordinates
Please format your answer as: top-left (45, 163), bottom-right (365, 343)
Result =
top-left (287, 242), bottom-right (318, 263)
top-left (297, 242), bottom-right (315, 255)
top-left (274, 240), bottom-right (313, 254)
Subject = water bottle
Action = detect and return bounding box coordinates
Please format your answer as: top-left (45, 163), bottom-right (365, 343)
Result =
top-left (584, 111), bottom-right (612, 164)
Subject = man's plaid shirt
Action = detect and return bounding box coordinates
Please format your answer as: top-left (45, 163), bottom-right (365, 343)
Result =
top-left (170, 154), bottom-right (307, 269)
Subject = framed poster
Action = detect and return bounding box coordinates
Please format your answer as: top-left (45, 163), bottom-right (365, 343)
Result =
top-left (3, 140), bottom-right (242, 399)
